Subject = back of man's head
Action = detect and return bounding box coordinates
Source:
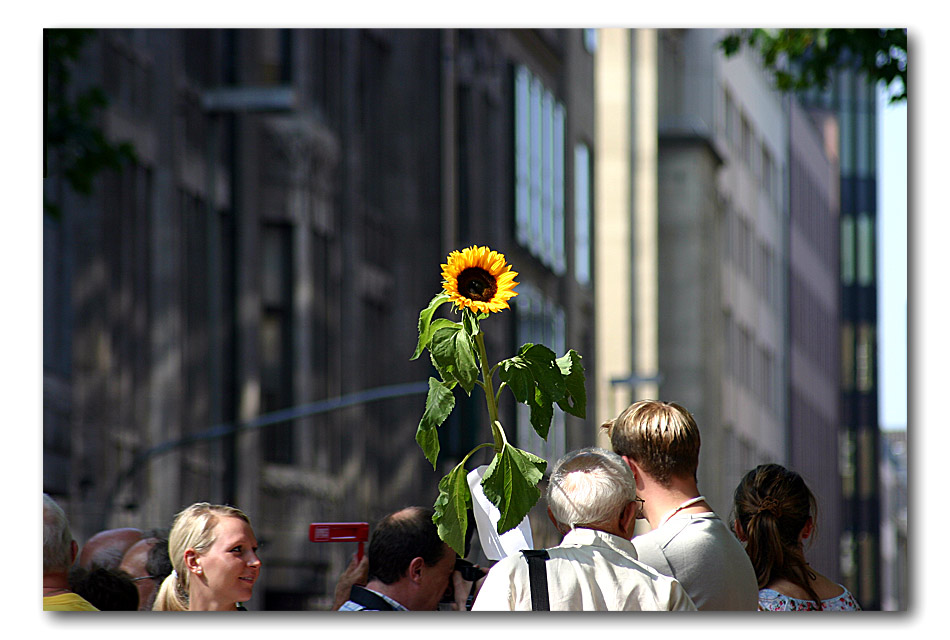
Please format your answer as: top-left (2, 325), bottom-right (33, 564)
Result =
top-left (547, 448), bottom-right (637, 529)
top-left (368, 507), bottom-right (447, 584)
top-left (43, 493), bottom-right (73, 575)
top-left (69, 566), bottom-right (140, 611)
top-left (146, 533), bottom-right (172, 581)
top-left (602, 400), bottom-right (701, 486)
top-left (78, 527), bottom-right (143, 570)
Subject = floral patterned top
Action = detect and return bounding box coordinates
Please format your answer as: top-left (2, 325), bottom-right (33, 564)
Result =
top-left (758, 586), bottom-right (861, 611)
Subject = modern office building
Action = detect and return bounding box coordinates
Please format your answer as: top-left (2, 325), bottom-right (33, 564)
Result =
top-left (800, 66), bottom-right (882, 609)
top-left (787, 98), bottom-right (843, 582)
top-left (43, 28), bottom-right (596, 609)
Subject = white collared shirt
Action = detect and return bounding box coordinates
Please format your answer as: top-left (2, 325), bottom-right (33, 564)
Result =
top-left (471, 528), bottom-right (696, 611)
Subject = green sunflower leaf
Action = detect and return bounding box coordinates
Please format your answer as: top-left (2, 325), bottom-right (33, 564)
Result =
top-left (497, 355), bottom-right (534, 404)
top-left (429, 353), bottom-right (457, 390)
top-left (430, 325), bottom-right (478, 395)
top-left (527, 386), bottom-right (554, 440)
top-left (433, 462), bottom-right (472, 557)
top-left (521, 343), bottom-right (566, 403)
top-left (415, 377), bottom-right (456, 468)
top-left (555, 349), bottom-right (587, 419)
top-left (481, 443), bottom-right (547, 535)
top-left (411, 292), bottom-right (451, 360)
top-left (462, 308), bottom-right (480, 338)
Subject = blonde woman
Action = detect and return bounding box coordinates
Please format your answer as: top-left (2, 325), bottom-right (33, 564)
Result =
top-left (152, 503), bottom-right (261, 611)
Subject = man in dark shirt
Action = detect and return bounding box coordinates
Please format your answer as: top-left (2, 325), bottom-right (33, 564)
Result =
top-left (337, 506), bottom-right (457, 611)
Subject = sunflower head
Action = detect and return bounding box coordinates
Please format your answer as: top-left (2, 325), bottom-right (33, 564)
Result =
top-left (441, 245), bottom-right (519, 314)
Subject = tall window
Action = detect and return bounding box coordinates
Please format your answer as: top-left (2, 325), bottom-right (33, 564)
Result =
top-left (514, 283), bottom-right (566, 463)
top-left (515, 65), bottom-right (565, 274)
top-left (573, 143), bottom-right (592, 286)
top-left (261, 223), bottom-right (294, 464)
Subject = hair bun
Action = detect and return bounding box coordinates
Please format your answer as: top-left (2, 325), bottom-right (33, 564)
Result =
top-left (756, 496), bottom-right (782, 518)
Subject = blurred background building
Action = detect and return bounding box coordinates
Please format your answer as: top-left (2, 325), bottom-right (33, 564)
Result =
top-left (44, 28), bottom-right (596, 609)
top-left (44, 27), bottom-right (903, 609)
top-left (592, 28), bottom-right (898, 610)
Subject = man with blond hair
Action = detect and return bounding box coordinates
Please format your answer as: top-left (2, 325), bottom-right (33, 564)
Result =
top-left (472, 448), bottom-right (696, 611)
top-left (603, 400), bottom-right (757, 610)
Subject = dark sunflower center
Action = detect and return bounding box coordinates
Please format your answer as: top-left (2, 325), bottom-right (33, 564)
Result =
top-left (457, 267), bottom-right (498, 302)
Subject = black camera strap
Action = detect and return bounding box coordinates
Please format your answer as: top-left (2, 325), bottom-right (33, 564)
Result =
top-left (346, 585), bottom-right (397, 611)
top-left (521, 549), bottom-right (551, 611)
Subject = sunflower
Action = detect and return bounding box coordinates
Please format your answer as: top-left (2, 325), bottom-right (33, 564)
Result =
top-left (441, 245), bottom-right (519, 314)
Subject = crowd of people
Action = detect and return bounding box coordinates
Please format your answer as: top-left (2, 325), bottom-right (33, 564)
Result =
top-left (43, 399), bottom-right (861, 613)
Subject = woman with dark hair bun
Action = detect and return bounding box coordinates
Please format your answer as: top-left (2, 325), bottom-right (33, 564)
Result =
top-left (732, 464), bottom-right (860, 611)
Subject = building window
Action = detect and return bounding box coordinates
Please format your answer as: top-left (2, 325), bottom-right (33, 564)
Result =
top-left (514, 64), bottom-right (566, 274)
top-left (841, 323), bottom-right (855, 390)
top-left (856, 213), bottom-right (875, 286)
top-left (741, 115), bottom-right (753, 169)
top-left (762, 145), bottom-right (775, 204)
top-left (583, 29), bottom-right (597, 54)
top-left (261, 223), bottom-right (295, 464)
top-left (737, 215), bottom-right (752, 277)
top-left (724, 90), bottom-right (738, 151)
top-left (856, 324), bottom-right (875, 392)
top-left (514, 283), bottom-right (566, 464)
top-left (841, 216), bottom-right (856, 285)
top-left (573, 143), bottom-right (592, 286)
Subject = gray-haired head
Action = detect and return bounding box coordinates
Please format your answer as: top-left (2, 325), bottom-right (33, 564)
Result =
top-left (546, 447), bottom-right (637, 530)
top-left (43, 493), bottom-right (74, 574)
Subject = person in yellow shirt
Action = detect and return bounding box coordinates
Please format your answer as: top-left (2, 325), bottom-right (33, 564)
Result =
top-left (43, 493), bottom-right (98, 611)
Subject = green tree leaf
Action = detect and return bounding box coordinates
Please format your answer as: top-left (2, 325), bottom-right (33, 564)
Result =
top-left (481, 444), bottom-right (547, 535)
top-left (411, 293), bottom-right (451, 360)
top-left (430, 324), bottom-right (479, 394)
top-left (555, 349), bottom-right (587, 419)
top-left (415, 377), bottom-right (456, 468)
top-left (719, 28), bottom-right (907, 103)
top-left (433, 463), bottom-right (472, 557)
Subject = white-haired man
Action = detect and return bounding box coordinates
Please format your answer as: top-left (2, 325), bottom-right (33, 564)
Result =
top-left (43, 493), bottom-right (99, 610)
top-left (471, 448), bottom-right (696, 611)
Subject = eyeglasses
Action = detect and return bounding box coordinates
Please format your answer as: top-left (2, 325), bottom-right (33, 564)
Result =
top-left (131, 575), bottom-right (162, 582)
top-left (633, 497), bottom-right (646, 519)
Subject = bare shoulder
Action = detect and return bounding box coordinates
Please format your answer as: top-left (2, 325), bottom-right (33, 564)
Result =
top-left (766, 573), bottom-right (844, 602)
top-left (810, 572), bottom-right (846, 600)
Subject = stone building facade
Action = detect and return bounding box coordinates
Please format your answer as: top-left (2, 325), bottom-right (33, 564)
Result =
top-left (44, 28), bottom-right (596, 609)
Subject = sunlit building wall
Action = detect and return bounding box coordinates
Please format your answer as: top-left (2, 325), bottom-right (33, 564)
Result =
top-left (655, 29), bottom-right (789, 515)
top-left (593, 28), bottom-right (661, 449)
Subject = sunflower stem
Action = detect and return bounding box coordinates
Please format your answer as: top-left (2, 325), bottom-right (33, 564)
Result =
top-left (459, 442), bottom-right (495, 469)
top-left (475, 331), bottom-right (504, 452)
top-left (495, 381), bottom-right (507, 407)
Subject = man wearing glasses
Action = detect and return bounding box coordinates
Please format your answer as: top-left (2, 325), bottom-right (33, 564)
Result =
top-left (471, 448), bottom-right (696, 611)
top-left (118, 533), bottom-right (172, 610)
